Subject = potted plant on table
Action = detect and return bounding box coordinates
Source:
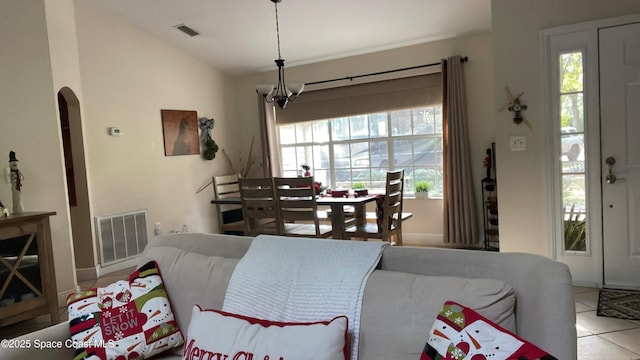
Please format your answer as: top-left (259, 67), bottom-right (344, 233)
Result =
top-left (414, 180), bottom-right (433, 199)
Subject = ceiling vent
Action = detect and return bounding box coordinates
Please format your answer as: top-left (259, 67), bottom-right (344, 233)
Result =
top-left (174, 24), bottom-right (200, 37)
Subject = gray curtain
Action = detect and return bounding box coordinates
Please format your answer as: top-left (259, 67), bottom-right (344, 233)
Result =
top-left (258, 94), bottom-right (281, 177)
top-left (442, 56), bottom-right (478, 245)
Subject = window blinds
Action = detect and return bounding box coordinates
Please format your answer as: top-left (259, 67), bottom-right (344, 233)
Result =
top-left (274, 72), bottom-right (442, 124)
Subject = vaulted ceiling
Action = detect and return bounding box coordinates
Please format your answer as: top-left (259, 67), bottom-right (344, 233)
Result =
top-left (86, 0), bottom-right (491, 76)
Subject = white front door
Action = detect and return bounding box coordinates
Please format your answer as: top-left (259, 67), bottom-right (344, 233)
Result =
top-left (600, 22), bottom-right (640, 289)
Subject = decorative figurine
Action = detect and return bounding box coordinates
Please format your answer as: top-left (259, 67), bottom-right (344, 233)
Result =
top-left (0, 199), bottom-right (8, 217)
top-left (9, 151), bottom-right (24, 214)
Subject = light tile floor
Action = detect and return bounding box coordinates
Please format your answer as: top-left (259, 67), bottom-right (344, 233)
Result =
top-left (574, 286), bottom-right (640, 360)
top-left (1, 276), bottom-right (639, 359)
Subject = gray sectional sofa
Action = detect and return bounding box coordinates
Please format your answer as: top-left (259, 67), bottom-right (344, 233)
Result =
top-left (0, 233), bottom-right (577, 359)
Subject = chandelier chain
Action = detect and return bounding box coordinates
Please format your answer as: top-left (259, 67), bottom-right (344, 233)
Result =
top-left (274, 1), bottom-right (282, 60)
top-left (258, 0), bottom-right (302, 109)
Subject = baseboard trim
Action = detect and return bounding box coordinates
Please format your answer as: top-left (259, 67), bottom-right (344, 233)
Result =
top-left (58, 258), bottom-right (140, 311)
top-left (96, 257), bottom-right (139, 278)
top-left (76, 266), bottom-right (99, 282)
top-left (402, 233), bottom-right (484, 249)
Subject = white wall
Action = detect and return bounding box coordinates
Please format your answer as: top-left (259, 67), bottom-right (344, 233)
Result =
top-left (492, 0), bottom-right (640, 255)
top-left (74, 1), bottom-right (236, 243)
top-left (0, 0), bottom-right (79, 303)
top-left (46, 0), bottom-right (93, 272)
top-left (234, 32), bottom-right (495, 245)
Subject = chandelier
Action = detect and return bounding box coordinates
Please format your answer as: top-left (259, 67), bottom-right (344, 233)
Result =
top-left (256, 0), bottom-right (303, 109)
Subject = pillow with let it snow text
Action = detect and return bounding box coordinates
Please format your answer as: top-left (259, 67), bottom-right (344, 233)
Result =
top-left (66, 261), bottom-right (183, 360)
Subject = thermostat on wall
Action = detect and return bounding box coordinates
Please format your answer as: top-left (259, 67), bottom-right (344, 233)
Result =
top-left (109, 127), bottom-right (122, 136)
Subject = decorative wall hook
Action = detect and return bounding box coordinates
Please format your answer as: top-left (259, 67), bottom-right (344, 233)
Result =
top-left (499, 87), bottom-right (528, 125)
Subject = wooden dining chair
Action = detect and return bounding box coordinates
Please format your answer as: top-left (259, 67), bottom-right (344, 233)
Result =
top-left (273, 177), bottom-right (333, 238)
top-left (345, 169), bottom-right (405, 245)
top-left (212, 174), bottom-right (245, 235)
top-left (238, 177), bottom-right (280, 236)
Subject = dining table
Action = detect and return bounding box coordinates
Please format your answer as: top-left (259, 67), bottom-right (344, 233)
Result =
top-left (211, 194), bottom-right (378, 239)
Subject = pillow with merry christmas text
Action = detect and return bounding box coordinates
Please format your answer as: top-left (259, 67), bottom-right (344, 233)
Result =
top-left (183, 305), bottom-right (349, 360)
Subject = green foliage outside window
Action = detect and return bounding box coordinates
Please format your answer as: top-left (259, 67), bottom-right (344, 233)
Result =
top-left (278, 107), bottom-right (443, 196)
top-left (564, 204), bottom-right (586, 252)
top-left (559, 51), bottom-right (588, 252)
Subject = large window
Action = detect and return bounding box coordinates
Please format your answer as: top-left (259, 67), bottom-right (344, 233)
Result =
top-left (278, 106), bottom-right (443, 197)
top-left (559, 51), bottom-right (587, 252)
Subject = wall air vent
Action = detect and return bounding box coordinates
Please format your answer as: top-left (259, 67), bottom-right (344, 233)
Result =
top-left (174, 24), bottom-right (200, 37)
top-left (96, 209), bottom-right (148, 266)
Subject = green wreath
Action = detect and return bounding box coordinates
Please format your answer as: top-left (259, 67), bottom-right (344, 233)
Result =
top-left (199, 117), bottom-right (218, 160)
top-left (203, 135), bottom-right (219, 160)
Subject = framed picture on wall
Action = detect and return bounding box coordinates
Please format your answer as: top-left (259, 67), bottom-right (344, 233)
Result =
top-left (161, 109), bottom-right (200, 156)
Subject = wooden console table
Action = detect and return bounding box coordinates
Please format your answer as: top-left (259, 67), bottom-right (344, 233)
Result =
top-left (0, 212), bottom-right (58, 327)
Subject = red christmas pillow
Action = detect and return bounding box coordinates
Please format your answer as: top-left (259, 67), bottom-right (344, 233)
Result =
top-left (66, 261), bottom-right (183, 360)
top-left (421, 301), bottom-right (557, 360)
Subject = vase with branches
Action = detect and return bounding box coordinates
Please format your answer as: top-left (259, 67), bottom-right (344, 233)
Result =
top-left (195, 136), bottom-right (260, 194)
top-left (222, 136), bottom-right (258, 179)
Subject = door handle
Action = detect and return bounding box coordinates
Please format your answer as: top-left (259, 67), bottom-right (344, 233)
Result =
top-left (605, 156), bottom-right (626, 184)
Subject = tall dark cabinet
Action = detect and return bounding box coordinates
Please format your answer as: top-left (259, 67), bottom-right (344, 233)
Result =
top-left (482, 179), bottom-right (499, 250)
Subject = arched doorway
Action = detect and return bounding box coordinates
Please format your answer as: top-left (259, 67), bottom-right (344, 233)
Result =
top-left (58, 87), bottom-right (96, 280)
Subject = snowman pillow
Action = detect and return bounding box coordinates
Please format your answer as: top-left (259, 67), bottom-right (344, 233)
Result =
top-left (66, 261), bottom-right (183, 360)
top-left (421, 301), bottom-right (557, 360)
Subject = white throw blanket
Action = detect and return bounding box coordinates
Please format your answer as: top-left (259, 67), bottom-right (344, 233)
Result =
top-left (222, 235), bottom-right (388, 360)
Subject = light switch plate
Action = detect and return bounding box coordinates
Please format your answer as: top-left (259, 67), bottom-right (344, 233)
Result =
top-left (510, 136), bottom-right (526, 151)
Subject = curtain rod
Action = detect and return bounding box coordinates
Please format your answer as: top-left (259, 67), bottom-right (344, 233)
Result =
top-left (304, 56), bottom-right (468, 87)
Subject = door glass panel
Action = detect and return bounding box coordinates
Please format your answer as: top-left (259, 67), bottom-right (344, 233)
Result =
top-left (561, 133), bottom-right (584, 164)
top-left (560, 94), bottom-right (584, 132)
top-left (562, 175), bottom-right (586, 211)
top-left (562, 175), bottom-right (586, 252)
top-left (560, 53), bottom-right (584, 92)
top-left (559, 51), bottom-right (587, 252)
